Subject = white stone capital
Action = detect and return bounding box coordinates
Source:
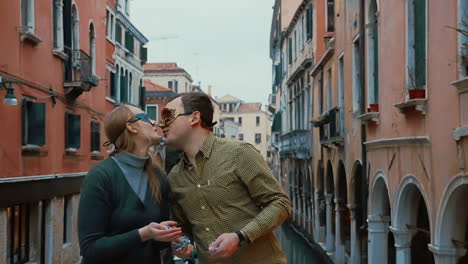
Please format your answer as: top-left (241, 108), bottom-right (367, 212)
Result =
top-left (389, 226), bottom-right (413, 249)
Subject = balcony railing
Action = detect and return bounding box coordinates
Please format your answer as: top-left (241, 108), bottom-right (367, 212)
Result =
top-left (280, 129), bottom-right (312, 158)
top-left (64, 48), bottom-right (99, 101)
top-left (312, 107), bottom-right (344, 147)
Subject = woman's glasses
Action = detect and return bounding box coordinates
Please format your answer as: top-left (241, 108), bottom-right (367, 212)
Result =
top-left (131, 113), bottom-right (156, 126)
top-left (158, 108), bottom-right (193, 128)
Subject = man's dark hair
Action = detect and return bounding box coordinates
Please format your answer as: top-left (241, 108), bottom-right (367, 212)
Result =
top-left (168, 92), bottom-right (214, 129)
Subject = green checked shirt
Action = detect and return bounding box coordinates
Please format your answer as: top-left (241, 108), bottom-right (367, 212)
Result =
top-left (168, 133), bottom-right (291, 264)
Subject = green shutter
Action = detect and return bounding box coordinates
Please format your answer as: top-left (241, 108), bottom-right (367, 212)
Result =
top-left (29, 103), bottom-right (46, 146)
top-left (414, 0), bottom-right (426, 88)
top-left (73, 114), bottom-right (81, 149)
top-left (140, 47), bottom-right (147, 63)
top-left (288, 38), bottom-right (293, 64)
top-left (116, 25), bottom-right (122, 44)
top-left (66, 113), bottom-right (81, 149)
top-left (53, 2), bottom-right (57, 48)
top-left (373, 16), bottom-right (379, 102)
top-left (90, 121), bottom-right (100, 152)
top-left (147, 106), bottom-right (157, 121)
top-left (125, 31), bottom-right (134, 54)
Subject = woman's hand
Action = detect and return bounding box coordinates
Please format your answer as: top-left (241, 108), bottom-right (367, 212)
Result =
top-left (138, 222), bottom-right (182, 242)
top-left (174, 243), bottom-right (194, 259)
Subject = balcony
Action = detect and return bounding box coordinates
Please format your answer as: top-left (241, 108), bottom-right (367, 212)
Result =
top-left (311, 107), bottom-right (344, 148)
top-left (64, 49), bottom-right (99, 101)
top-left (280, 130), bottom-right (312, 159)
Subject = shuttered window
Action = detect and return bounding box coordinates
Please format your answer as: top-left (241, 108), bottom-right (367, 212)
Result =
top-left (414, 0), bottom-right (426, 88)
top-left (90, 121), bottom-right (100, 152)
top-left (125, 31), bottom-right (134, 54)
top-left (22, 100), bottom-right (46, 146)
top-left (306, 4), bottom-right (313, 40)
top-left (115, 24), bottom-right (122, 44)
top-left (65, 112), bottom-right (81, 149)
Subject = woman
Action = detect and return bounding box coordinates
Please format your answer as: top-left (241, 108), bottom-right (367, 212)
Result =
top-left (78, 104), bottom-right (184, 264)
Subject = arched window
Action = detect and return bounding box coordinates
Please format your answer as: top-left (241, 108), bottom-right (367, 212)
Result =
top-left (89, 23), bottom-right (96, 75)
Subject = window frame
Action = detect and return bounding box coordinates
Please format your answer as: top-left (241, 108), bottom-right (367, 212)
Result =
top-left (255, 133), bottom-right (262, 144)
top-left (146, 104), bottom-right (159, 123)
top-left (65, 112), bottom-right (81, 151)
top-left (22, 98), bottom-right (46, 147)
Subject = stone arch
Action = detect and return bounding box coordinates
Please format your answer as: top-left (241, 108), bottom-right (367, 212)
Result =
top-left (431, 174), bottom-right (468, 263)
top-left (336, 160), bottom-right (349, 262)
top-left (392, 175), bottom-right (433, 264)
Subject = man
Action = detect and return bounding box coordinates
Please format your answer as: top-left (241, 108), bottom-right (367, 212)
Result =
top-left (159, 92), bottom-right (291, 264)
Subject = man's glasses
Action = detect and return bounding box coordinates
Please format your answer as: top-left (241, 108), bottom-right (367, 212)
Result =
top-left (158, 108), bottom-right (193, 128)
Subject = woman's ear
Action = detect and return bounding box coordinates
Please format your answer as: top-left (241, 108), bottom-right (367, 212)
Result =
top-left (126, 123), bottom-right (138, 134)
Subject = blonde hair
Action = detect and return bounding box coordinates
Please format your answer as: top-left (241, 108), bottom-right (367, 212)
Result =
top-left (104, 104), bottom-right (162, 203)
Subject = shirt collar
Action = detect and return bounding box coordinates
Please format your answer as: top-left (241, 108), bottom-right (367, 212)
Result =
top-left (182, 133), bottom-right (216, 168)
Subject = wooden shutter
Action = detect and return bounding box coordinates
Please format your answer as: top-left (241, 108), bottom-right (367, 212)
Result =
top-left (115, 25), bottom-right (122, 44)
top-left (30, 102), bottom-right (46, 146)
top-left (90, 121), bottom-right (100, 152)
top-left (140, 47), bottom-right (147, 63)
top-left (414, 0), bottom-right (426, 88)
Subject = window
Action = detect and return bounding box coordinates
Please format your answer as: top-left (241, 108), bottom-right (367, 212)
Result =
top-left (238, 117), bottom-right (242, 125)
top-left (106, 10), bottom-right (115, 41)
top-left (115, 24), bottom-right (122, 44)
top-left (174, 80), bottom-right (178, 93)
top-left (90, 23), bottom-right (96, 75)
top-left (256, 116), bottom-right (260, 126)
top-left (255, 133), bottom-right (262, 144)
top-left (327, 0), bottom-right (335, 32)
top-left (239, 134), bottom-right (244, 141)
top-left (353, 38), bottom-right (362, 112)
top-left (90, 121), bottom-right (100, 152)
top-left (7, 205), bottom-right (30, 263)
top-left (338, 56), bottom-right (345, 134)
top-left (302, 16), bottom-right (306, 49)
top-left (168, 81), bottom-right (173, 89)
top-left (146, 105), bottom-right (158, 122)
top-left (406, 0), bottom-right (426, 89)
top-left (459, 0), bottom-right (468, 77)
top-left (288, 38), bottom-right (293, 65)
top-left (367, 0), bottom-right (379, 104)
top-left (125, 31), bottom-right (134, 54)
top-left (306, 4), bottom-right (314, 40)
top-left (21, 0), bottom-right (35, 33)
top-left (22, 100), bottom-right (46, 146)
top-left (318, 77), bottom-right (323, 114)
top-left (65, 112), bottom-right (81, 150)
top-left (267, 151), bottom-right (271, 158)
top-left (294, 31), bottom-right (297, 60)
top-left (52, 0), bottom-right (64, 50)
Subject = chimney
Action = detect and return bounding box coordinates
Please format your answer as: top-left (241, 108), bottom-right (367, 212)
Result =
top-left (208, 85), bottom-right (212, 96)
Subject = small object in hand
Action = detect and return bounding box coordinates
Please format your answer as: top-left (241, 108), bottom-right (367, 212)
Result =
top-left (166, 226), bottom-right (190, 251)
top-left (209, 242), bottom-right (218, 254)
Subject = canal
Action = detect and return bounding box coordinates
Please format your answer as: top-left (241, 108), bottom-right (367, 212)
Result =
top-left (276, 223), bottom-right (330, 264)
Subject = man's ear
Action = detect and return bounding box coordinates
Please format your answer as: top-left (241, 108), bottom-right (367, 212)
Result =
top-left (190, 111), bottom-right (202, 127)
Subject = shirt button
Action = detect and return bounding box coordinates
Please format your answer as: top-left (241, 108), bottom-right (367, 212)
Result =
top-left (201, 206), bottom-right (205, 209)
top-left (197, 184), bottom-right (201, 188)
top-left (206, 227), bottom-right (210, 231)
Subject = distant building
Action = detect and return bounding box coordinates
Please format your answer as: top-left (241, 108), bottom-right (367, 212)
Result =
top-left (217, 95), bottom-right (271, 162)
top-left (144, 63), bottom-right (193, 94)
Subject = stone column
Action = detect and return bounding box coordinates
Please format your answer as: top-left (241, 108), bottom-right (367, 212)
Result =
top-left (368, 215), bottom-right (390, 264)
top-left (348, 204), bottom-right (360, 264)
top-left (0, 208), bottom-right (8, 264)
top-left (325, 193), bottom-right (335, 254)
top-left (334, 198), bottom-right (345, 264)
top-left (389, 226), bottom-right (412, 264)
top-left (428, 244), bottom-right (467, 264)
top-left (55, 0), bottom-right (64, 50)
top-left (315, 190), bottom-right (325, 244)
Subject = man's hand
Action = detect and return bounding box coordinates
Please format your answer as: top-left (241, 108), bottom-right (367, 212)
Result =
top-left (138, 222), bottom-right (182, 242)
top-left (174, 244), bottom-right (194, 259)
top-left (208, 233), bottom-right (240, 258)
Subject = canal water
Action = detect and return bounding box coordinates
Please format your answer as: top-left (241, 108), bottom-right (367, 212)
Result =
top-left (276, 223), bottom-right (328, 264)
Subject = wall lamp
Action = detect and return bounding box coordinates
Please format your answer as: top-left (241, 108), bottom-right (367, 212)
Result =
top-left (0, 76), bottom-right (18, 105)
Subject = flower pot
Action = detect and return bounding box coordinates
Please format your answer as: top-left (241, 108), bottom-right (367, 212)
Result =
top-left (369, 103), bottom-right (379, 112)
top-left (408, 89), bottom-right (425, 99)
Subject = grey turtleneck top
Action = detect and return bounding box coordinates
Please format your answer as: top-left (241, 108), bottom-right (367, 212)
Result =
top-left (112, 152), bottom-right (148, 202)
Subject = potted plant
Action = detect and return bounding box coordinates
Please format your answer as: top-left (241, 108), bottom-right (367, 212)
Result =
top-left (368, 103), bottom-right (379, 112)
top-left (407, 67), bottom-right (426, 99)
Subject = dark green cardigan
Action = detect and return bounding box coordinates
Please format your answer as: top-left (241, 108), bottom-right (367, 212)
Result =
top-left (78, 158), bottom-right (170, 264)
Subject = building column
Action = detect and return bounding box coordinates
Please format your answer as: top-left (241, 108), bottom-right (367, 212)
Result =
top-left (308, 193), bottom-right (314, 235)
top-left (53, 0), bottom-right (65, 51)
top-left (348, 204), bottom-right (360, 264)
top-left (389, 226), bottom-right (412, 264)
top-left (0, 208), bottom-right (7, 264)
top-left (334, 198), bottom-right (345, 264)
top-left (325, 193), bottom-right (335, 254)
top-left (315, 190), bottom-right (325, 244)
top-left (428, 244), bottom-right (466, 264)
top-left (368, 215), bottom-right (390, 264)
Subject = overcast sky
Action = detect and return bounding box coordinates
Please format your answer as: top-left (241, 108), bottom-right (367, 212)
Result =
top-left (131, 0), bottom-right (274, 106)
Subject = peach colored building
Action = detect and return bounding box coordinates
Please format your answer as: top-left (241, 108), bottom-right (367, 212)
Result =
top-left (144, 63), bottom-right (193, 94)
top-left (271, 0), bottom-right (468, 264)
